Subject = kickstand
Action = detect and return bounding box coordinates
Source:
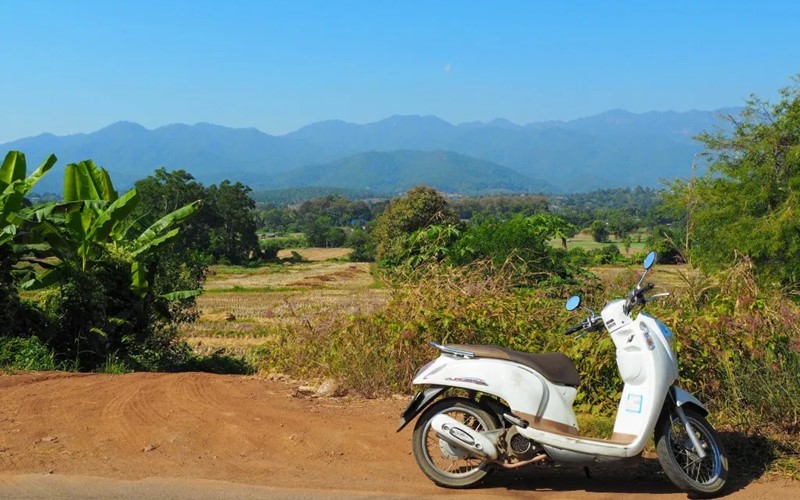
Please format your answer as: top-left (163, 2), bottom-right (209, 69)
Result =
top-left (583, 466), bottom-right (592, 479)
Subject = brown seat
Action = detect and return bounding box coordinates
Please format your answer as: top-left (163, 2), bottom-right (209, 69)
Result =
top-left (448, 344), bottom-right (581, 387)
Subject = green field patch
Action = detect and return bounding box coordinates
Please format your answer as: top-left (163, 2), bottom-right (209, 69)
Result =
top-left (205, 286), bottom-right (302, 294)
top-left (211, 263), bottom-right (286, 275)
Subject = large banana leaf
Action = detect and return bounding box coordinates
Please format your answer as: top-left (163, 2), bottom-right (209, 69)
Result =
top-left (1, 153), bottom-right (56, 215)
top-left (159, 289), bottom-right (201, 300)
top-left (22, 153), bottom-right (57, 192)
top-left (130, 260), bottom-right (149, 297)
top-left (31, 219), bottom-right (78, 263)
top-left (63, 160), bottom-right (117, 202)
top-left (0, 151), bottom-right (27, 191)
top-left (1, 152), bottom-right (57, 246)
top-left (88, 188), bottom-right (139, 243)
top-left (129, 200), bottom-right (200, 257)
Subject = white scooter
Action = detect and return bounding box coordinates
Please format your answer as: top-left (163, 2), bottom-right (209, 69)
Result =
top-left (398, 251), bottom-right (728, 497)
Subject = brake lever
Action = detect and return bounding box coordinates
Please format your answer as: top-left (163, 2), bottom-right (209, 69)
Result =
top-left (576, 316), bottom-right (603, 339)
top-left (644, 292), bottom-right (671, 303)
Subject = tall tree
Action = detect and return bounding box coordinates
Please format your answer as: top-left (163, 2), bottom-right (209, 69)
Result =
top-left (206, 180), bottom-right (259, 263)
top-left (134, 170), bottom-right (259, 265)
top-left (372, 186), bottom-right (459, 264)
top-left (133, 168), bottom-right (209, 253)
top-left (670, 78), bottom-right (800, 286)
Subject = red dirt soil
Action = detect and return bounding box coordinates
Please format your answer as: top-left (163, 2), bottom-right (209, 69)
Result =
top-left (0, 372), bottom-right (794, 498)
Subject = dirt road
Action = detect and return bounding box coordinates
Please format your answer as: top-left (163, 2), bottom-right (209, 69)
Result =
top-left (0, 372), bottom-right (793, 498)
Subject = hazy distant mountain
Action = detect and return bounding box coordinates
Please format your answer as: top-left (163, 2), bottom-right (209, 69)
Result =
top-left (3, 121), bottom-right (330, 193)
top-left (0, 108), bottom-right (737, 194)
top-left (286, 110), bottom-right (735, 191)
top-left (265, 150), bottom-right (554, 195)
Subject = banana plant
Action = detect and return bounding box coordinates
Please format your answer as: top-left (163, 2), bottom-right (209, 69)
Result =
top-left (23, 160), bottom-right (200, 297)
top-left (0, 151), bottom-right (57, 247)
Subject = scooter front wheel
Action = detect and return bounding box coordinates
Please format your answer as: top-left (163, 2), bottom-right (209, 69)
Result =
top-left (655, 407), bottom-right (728, 497)
top-left (411, 397), bottom-right (499, 488)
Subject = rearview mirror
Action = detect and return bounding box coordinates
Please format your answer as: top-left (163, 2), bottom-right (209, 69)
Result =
top-left (565, 295), bottom-right (581, 311)
top-left (643, 251), bottom-right (657, 270)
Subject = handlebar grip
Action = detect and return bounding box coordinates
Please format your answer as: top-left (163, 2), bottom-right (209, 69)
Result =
top-left (565, 324), bottom-right (583, 335)
top-left (640, 282), bottom-right (655, 294)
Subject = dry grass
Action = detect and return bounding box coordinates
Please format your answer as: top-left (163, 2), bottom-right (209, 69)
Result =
top-left (277, 247), bottom-right (351, 261)
top-left (182, 250), bottom-right (387, 354)
top-left (589, 263), bottom-right (703, 294)
top-left (206, 261), bottom-right (374, 290)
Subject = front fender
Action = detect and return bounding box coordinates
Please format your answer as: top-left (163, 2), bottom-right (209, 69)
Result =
top-left (671, 386), bottom-right (708, 416)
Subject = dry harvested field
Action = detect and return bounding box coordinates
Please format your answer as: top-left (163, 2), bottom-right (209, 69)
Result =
top-left (183, 248), bottom-right (388, 357)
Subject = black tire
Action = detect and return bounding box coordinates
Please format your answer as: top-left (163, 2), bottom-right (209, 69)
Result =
top-left (655, 407), bottom-right (728, 497)
top-left (411, 397), bottom-right (499, 488)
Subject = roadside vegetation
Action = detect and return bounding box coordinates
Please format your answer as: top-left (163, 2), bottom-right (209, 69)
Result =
top-left (1, 78), bottom-right (799, 478)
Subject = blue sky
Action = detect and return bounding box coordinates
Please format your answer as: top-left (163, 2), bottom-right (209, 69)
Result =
top-left (2, 0), bottom-right (798, 143)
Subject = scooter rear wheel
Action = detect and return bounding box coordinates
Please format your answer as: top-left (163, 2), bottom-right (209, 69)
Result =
top-left (655, 407), bottom-right (728, 497)
top-left (411, 397), bottom-right (499, 488)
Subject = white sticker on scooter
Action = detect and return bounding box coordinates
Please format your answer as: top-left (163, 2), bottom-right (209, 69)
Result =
top-left (625, 394), bottom-right (644, 413)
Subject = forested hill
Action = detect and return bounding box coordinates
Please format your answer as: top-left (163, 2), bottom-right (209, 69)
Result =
top-left (1, 108), bottom-right (737, 194)
top-left (263, 150), bottom-right (553, 195)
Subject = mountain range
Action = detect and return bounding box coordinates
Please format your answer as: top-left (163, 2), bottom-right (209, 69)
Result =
top-left (1, 108), bottom-right (738, 195)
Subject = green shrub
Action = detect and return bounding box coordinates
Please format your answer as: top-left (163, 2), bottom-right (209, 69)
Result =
top-left (654, 260), bottom-right (800, 434)
top-left (39, 258), bottom-right (195, 371)
top-left (260, 261), bottom-right (615, 405)
top-left (0, 336), bottom-right (56, 371)
top-left (590, 244), bottom-right (623, 265)
top-left (347, 227), bottom-right (375, 262)
top-left (259, 233), bottom-right (308, 254)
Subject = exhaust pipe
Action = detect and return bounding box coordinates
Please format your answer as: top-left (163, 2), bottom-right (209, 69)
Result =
top-left (430, 414), bottom-right (499, 460)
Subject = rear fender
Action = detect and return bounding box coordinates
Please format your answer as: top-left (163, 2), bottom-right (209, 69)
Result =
top-left (396, 386), bottom-right (446, 432)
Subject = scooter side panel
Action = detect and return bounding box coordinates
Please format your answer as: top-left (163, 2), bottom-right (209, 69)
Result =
top-left (414, 355), bottom-right (579, 430)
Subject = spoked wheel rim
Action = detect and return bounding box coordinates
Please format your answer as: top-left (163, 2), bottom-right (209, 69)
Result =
top-left (666, 414), bottom-right (723, 486)
top-left (421, 406), bottom-right (489, 479)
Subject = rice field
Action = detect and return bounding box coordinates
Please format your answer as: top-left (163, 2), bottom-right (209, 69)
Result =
top-left (182, 248), bottom-right (388, 358)
top-left (551, 232), bottom-right (649, 255)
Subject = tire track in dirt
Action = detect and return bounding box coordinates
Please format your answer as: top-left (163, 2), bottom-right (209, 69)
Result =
top-left (99, 373), bottom-right (172, 447)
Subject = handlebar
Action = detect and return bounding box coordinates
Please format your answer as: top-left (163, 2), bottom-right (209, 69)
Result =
top-left (639, 282), bottom-right (655, 295)
top-left (565, 316), bottom-right (604, 335)
top-left (566, 251), bottom-right (661, 333)
top-left (624, 282), bottom-right (655, 314)
top-left (565, 324), bottom-right (583, 335)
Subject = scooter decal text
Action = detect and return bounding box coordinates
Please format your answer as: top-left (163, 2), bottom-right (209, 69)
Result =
top-left (445, 377), bottom-right (488, 386)
top-left (625, 394), bottom-right (644, 413)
